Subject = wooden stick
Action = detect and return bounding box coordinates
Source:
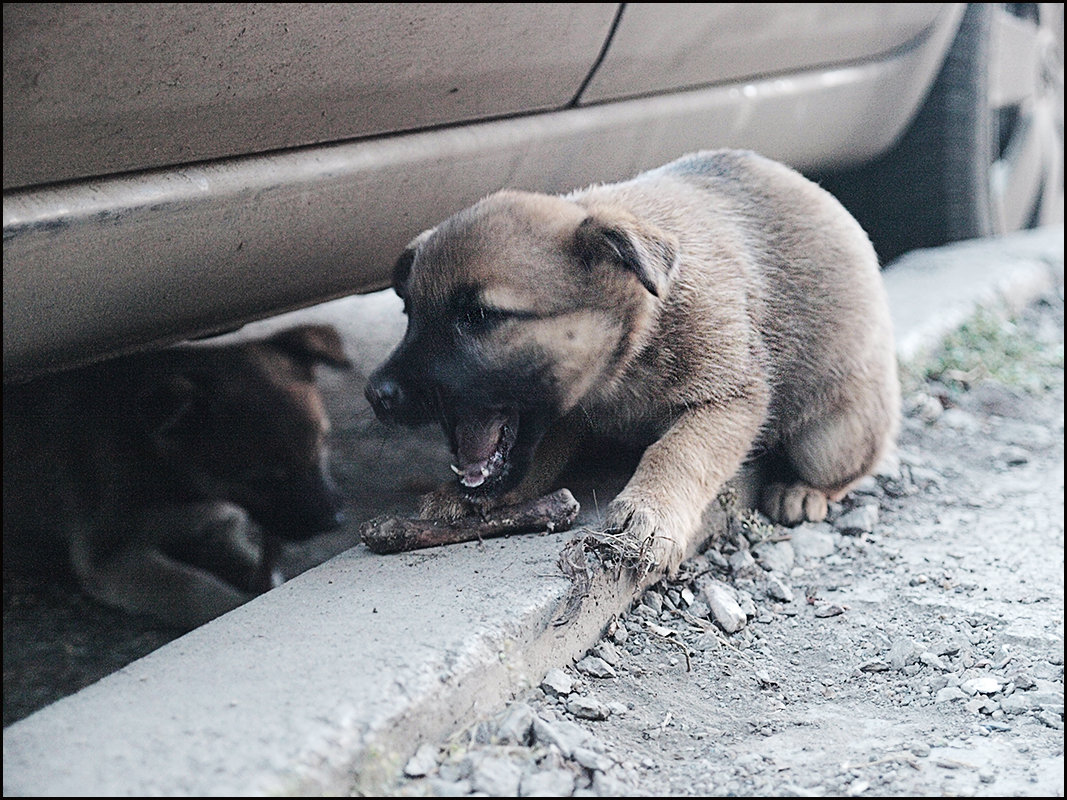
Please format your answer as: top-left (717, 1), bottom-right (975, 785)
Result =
top-left (360, 489), bottom-right (580, 554)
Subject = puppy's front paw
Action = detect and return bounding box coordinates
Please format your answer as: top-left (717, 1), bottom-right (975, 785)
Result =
top-left (601, 494), bottom-right (687, 578)
top-left (760, 482), bottom-right (829, 526)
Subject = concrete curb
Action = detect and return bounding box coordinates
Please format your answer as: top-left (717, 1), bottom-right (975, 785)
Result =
top-left (3, 224), bottom-right (1063, 796)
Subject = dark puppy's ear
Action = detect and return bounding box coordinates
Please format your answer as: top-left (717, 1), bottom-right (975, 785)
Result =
top-left (392, 228), bottom-right (435, 300)
top-left (573, 212), bottom-right (679, 298)
top-left (266, 325), bottom-right (351, 370)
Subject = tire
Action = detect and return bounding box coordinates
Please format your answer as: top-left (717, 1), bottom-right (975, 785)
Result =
top-left (820, 3), bottom-right (1064, 265)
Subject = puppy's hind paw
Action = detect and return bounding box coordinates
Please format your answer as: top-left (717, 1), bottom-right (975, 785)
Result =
top-left (760, 482), bottom-right (829, 526)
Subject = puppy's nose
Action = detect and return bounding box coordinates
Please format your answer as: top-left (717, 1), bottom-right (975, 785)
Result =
top-left (365, 377), bottom-right (405, 419)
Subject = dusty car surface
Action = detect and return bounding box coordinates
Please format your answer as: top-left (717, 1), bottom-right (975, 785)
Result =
top-left (3, 3), bottom-right (1062, 381)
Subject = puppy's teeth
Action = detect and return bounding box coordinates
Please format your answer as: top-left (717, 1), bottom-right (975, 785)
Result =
top-left (450, 464), bottom-right (463, 476)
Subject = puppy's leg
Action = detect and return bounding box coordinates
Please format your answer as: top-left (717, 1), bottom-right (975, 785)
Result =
top-left (168, 502), bottom-right (280, 593)
top-left (69, 504), bottom-right (262, 629)
top-left (761, 389), bottom-right (897, 526)
top-left (603, 391), bottom-right (767, 576)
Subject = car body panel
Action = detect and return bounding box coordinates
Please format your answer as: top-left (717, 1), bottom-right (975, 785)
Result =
top-left (3, 3), bottom-right (967, 381)
top-left (2, 3), bottom-right (617, 188)
top-left (579, 3), bottom-right (947, 102)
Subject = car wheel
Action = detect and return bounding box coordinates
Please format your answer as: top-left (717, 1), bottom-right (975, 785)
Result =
top-left (820, 3), bottom-right (1064, 265)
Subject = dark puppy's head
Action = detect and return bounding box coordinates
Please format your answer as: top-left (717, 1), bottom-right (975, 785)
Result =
top-left (365, 190), bottom-right (678, 497)
top-left (136, 324), bottom-right (352, 538)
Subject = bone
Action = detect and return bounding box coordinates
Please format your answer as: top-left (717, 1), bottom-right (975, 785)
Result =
top-left (360, 489), bottom-right (580, 554)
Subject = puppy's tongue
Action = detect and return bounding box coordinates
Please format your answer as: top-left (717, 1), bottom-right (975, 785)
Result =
top-left (451, 409), bottom-right (509, 488)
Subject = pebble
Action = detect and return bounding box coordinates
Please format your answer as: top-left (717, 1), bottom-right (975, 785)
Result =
top-left (961, 676), bottom-right (1002, 695)
top-left (790, 524), bottom-right (839, 560)
top-left (699, 580), bottom-right (747, 633)
top-left (403, 743), bottom-right (439, 778)
top-left (592, 640), bottom-right (622, 666)
top-left (519, 768), bottom-right (575, 797)
top-left (496, 702), bottom-right (535, 745)
top-left (532, 715), bottom-right (591, 757)
top-left (541, 668), bottom-right (574, 697)
top-left (936, 686), bottom-right (967, 703)
top-left (566, 695), bottom-right (611, 720)
top-left (427, 778), bottom-right (472, 796)
top-left (920, 651), bottom-right (949, 671)
top-left (888, 639), bottom-right (920, 670)
top-left (753, 540), bottom-right (795, 575)
top-left (576, 656), bottom-right (618, 679)
top-left (642, 590), bottom-right (664, 614)
top-left (814, 603), bottom-right (845, 618)
top-left (573, 746), bottom-right (615, 772)
top-left (834, 505), bottom-right (879, 535)
top-left (729, 549), bottom-right (760, 576)
top-left (469, 754), bottom-right (522, 796)
top-left (762, 573), bottom-right (795, 603)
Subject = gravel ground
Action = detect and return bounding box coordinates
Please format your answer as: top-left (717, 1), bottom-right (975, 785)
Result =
top-left (385, 284), bottom-right (1065, 797)
top-left (4, 265), bottom-right (1062, 798)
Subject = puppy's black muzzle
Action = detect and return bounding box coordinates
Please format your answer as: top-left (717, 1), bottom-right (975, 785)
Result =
top-left (249, 467), bottom-right (347, 540)
top-left (365, 356), bottom-right (438, 427)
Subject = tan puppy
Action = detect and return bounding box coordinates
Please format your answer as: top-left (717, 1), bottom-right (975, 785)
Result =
top-left (365, 150), bottom-right (899, 574)
top-left (3, 325), bottom-right (351, 629)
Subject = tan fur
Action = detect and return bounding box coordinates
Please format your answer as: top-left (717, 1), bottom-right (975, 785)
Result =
top-left (367, 150), bottom-right (900, 575)
top-left (3, 325), bottom-right (351, 629)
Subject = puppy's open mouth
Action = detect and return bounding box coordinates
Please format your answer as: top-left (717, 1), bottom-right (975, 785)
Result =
top-left (447, 407), bottom-right (519, 491)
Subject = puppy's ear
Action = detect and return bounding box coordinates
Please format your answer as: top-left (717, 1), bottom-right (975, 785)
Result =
top-left (393, 228), bottom-right (435, 300)
top-left (266, 325), bottom-right (351, 370)
top-left (574, 213), bottom-right (679, 298)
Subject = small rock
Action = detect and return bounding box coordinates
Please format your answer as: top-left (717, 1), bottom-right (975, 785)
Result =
top-left (939, 407), bottom-right (980, 432)
top-left (699, 580), bottom-right (747, 633)
top-left (752, 540), bottom-right (795, 575)
top-left (567, 695), bottom-right (611, 720)
top-left (576, 656), bottom-right (618, 679)
top-left (520, 768), bottom-right (576, 797)
top-left (729, 549), bottom-right (759, 576)
top-left (592, 641), bottom-right (622, 667)
top-left (573, 746), bottom-right (615, 772)
top-left (686, 598), bottom-right (712, 619)
top-left (427, 778), bottom-right (472, 797)
top-left (403, 743), bottom-right (439, 778)
top-left (641, 590), bottom-right (664, 614)
top-left (790, 524), bottom-right (838, 560)
top-left (541, 668), bottom-right (575, 697)
top-left (813, 603), bottom-right (845, 618)
top-left (859, 659), bottom-right (889, 673)
top-left (761, 573), bottom-right (795, 603)
top-left (919, 651), bottom-right (949, 671)
top-left (935, 686), bottom-right (967, 703)
top-left (532, 716), bottom-right (591, 757)
top-left (961, 676), bottom-right (1002, 695)
top-left (469, 755), bottom-right (522, 796)
top-left (834, 505), bottom-right (879, 535)
top-left (496, 702), bottom-right (535, 745)
top-left (888, 639), bottom-right (920, 670)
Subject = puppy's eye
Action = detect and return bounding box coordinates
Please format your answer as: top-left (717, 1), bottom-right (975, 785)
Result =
top-left (457, 304), bottom-right (508, 334)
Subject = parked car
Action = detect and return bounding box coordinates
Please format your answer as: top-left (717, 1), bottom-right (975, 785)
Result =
top-left (3, 3), bottom-right (1062, 382)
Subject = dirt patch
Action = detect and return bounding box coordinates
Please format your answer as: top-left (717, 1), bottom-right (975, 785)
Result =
top-left (387, 285), bottom-right (1064, 796)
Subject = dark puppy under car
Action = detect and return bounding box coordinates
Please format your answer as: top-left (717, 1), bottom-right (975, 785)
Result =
top-left (3, 324), bottom-right (351, 629)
